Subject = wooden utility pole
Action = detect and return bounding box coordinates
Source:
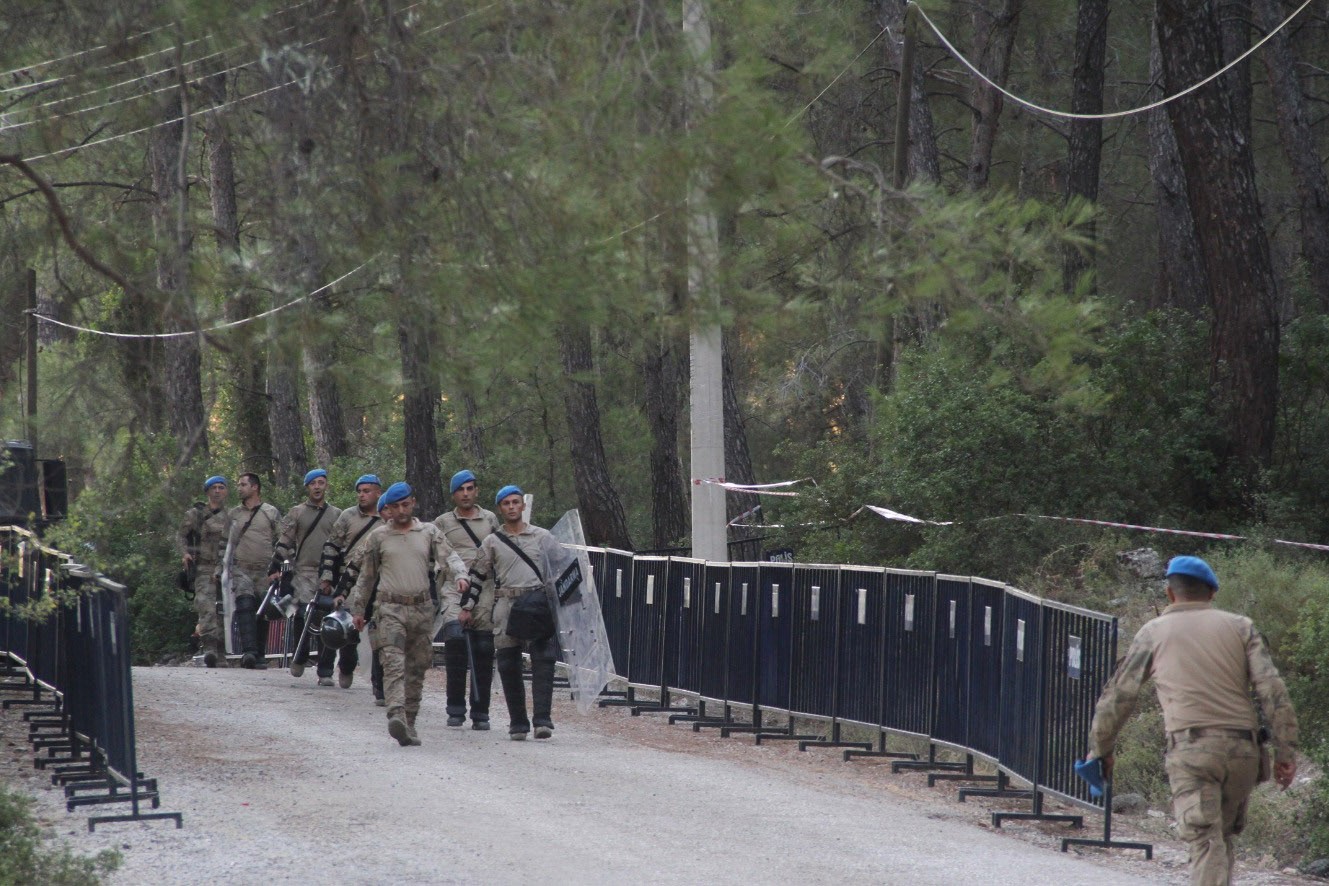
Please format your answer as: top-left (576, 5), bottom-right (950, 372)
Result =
top-left (25, 269), bottom-right (37, 449)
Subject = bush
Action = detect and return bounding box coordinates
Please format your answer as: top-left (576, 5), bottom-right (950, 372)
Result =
top-left (0, 785), bottom-right (119, 885)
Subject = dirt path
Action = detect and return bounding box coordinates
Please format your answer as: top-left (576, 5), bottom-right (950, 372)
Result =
top-left (3, 665), bottom-right (1316, 885)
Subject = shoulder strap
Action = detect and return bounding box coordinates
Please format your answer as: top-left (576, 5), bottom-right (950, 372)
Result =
top-left (234, 506), bottom-right (262, 543)
top-left (493, 530), bottom-right (543, 583)
top-left (345, 515), bottom-right (379, 556)
top-left (294, 504), bottom-right (329, 561)
top-left (458, 516), bottom-right (484, 549)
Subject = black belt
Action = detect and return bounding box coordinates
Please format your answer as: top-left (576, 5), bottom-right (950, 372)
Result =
top-left (1167, 727), bottom-right (1256, 747)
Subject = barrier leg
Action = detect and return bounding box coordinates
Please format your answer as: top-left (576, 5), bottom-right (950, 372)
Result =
top-left (992, 791), bottom-right (1082, 829)
top-left (843, 728), bottom-right (919, 763)
top-left (959, 770), bottom-right (1035, 802)
top-left (891, 743), bottom-right (969, 774)
top-left (630, 687), bottom-right (697, 718)
top-left (800, 721), bottom-right (873, 753)
top-left (1060, 785), bottom-right (1153, 858)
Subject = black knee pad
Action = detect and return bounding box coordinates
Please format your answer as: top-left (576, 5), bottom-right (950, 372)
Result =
top-left (496, 646), bottom-right (524, 675)
top-left (234, 594), bottom-right (257, 614)
top-left (470, 631), bottom-right (495, 662)
top-left (529, 636), bottom-right (560, 663)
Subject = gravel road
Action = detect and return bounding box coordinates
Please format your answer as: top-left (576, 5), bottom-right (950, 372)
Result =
top-left (4, 664), bottom-right (1317, 885)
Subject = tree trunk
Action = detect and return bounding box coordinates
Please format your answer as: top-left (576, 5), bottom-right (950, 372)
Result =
top-left (149, 91), bottom-right (207, 464)
top-left (267, 343), bottom-right (308, 488)
top-left (879, 0), bottom-right (941, 184)
top-left (559, 324), bottom-right (633, 549)
top-left (203, 71), bottom-right (273, 473)
top-left (967, 0), bottom-right (1023, 190)
top-left (460, 392), bottom-right (487, 468)
top-left (303, 297), bottom-right (350, 466)
top-left (722, 329), bottom-right (759, 527)
top-left (399, 298), bottom-right (445, 519)
top-left (1157, 0), bottom-right (1281, 479)
top-left (1219, 0), bottom-right (1252, 140)
top-left (1253, 0), bottom-right (1329, 311)
top-left (1146, 22), bottom-right (1208, 312)
top-left (1063, 0), bottom-right (1108, 292)
top-left (643, 328), bottom-right (689, 548)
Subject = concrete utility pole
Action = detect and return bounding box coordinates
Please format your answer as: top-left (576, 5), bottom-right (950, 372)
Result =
top-left (683, 0), bottom-right (726, 562)
top-left (25, 269), bottom-right (37, 450)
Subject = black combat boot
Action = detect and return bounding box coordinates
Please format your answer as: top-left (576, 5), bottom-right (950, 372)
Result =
top-left (336, 635), bottom-right (359, 688)
top-left (371, 648), bottom-right (385, 705)
top-left (469, 631), bottom-right (495, 730)
top-left (444, 636), bottom-right (469, 726)
top-left (496, 646), bottom-right (529, 740)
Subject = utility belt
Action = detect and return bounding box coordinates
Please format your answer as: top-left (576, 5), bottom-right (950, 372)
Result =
top-left (495, 584), bottom-right (542, 600)
top-left (1167, 726), bottom-right (1257, 748)
top-left (375, 590), bottom-right (433, 606)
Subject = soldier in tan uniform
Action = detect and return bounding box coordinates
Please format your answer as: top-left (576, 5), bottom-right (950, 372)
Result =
top-left (318, 474), bottom-right (382, 691)
top-left (434, 469), bottom-right (501, 730)
top-left (221, 472), bottom-right (282, 669)
top-left (178, 475), bottom-right (231, 667)
top-left (270, 469), bottom-right (341, 682)
top-left (348, 482), bottom-right (468, 747)
top-left (1088, 556), bottom-right (1298, 886)
top-left (469, 485), bottom-right (559, 741)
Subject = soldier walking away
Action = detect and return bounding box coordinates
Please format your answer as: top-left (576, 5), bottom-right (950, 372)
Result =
top-left (178, 475), bottom-right (231, 667)
top-left (1087, 556), bottom-right (1298, 886)
top-left (318, 474), bottom-right (382, 691)
top-left (348, 482), bottom-right (468, 747)
top-left (222, 473), bottom-right (281, 669)
top-left (271, 469), bottom-right (342, 683)
top-left (434, 469), bottom-right (501, 730)
top-left (469, 485), bottom-right (558, 741)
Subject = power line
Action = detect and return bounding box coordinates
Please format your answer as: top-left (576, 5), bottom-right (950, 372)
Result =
top-left (912, 0), bottom-right (1319, 121)
top-left (26, 256), bottom-right (377, 340)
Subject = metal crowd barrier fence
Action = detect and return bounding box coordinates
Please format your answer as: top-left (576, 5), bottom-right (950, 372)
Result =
top-left (0, 527), bottom-right (182, 832)
top-left (588, 550), bottom-right (1151, 859)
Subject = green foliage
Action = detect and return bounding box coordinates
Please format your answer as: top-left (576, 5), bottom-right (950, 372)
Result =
top-left (0, 785), bottom-right (119, 885)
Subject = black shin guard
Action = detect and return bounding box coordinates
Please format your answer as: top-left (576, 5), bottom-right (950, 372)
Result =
top-left (531, 657), bottom-right (556, 728)
top-left (496, 646), bottom-right (528, 732)
top-left (470, 632), bottom-right (495, 720)
top-left (444, 637), bottom-right (469, 717)
top-left (234, 594), bottom-right (260, 660)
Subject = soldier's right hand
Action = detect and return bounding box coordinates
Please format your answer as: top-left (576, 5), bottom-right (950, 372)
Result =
top-left (458, 609), bottom-right (472, 627)
top-left (268, 571), bottom-right (281, 583)
top-left (353, 614), bottom-right (366, 632)
top-left (182, 553), bottom-right (194, 568)
top-left (1276, 759), bottom-right (1296, 789)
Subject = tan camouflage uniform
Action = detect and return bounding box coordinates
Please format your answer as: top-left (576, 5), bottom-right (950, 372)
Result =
top-left (435, 507), bottom-right (501, 631)
top-left (271, 500), bottom-right (341, 604)
top-left (470, 523), bottom-right (551, 651)
top-left (346, 520), bottom-right (465, 732)
top-left (1090, 601), bottom-right (1298, 886)
top-left (178, 503), bottom-right (231, 657)
top-left (221, 501), bottom-right (281, 600)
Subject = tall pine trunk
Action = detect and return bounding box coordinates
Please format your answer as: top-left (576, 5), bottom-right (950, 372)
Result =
top-left (1157, 0), bottom-right (1281, 482)
top-left (967, 0), bottom-right (1022, 190)
top-left (1063, 0), bottom-right (1108, 292)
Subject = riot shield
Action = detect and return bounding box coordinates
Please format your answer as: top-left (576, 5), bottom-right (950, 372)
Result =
top-left (542, 510), bottom-right (616, 714)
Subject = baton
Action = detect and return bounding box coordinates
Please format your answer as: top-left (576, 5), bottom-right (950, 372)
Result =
top-left (465, 630), bottom-right (480, 700)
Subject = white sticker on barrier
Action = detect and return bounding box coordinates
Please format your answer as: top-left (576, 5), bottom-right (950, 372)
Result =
top-left (109, 618), bottom-right (117, 655)
top-left (741, 582), bottom-right (749, 616)
top-left (646, 574), bottom-right (655, 605)
top-left (17, 542), bottom-right (25, 578)
top-left (905, 594), bottom-right (915, 631)
top-left (1016, 619), bottom-right (1026, 662)
top-left (615, 568), bottom-right (623, 598)
top-left (683, 577), bottom-right (691, 609)
top-left (714, 581), bottom-right (722, 615)
top-left (857, 588), bottom-right (867, 624)
top-left (1068, 635), bottom-right (1082, 679)
top-left (949, 599), bottom-right (957, 639)
top-left (771, 583), bottom-right (780, 618)
top-left (984, 606), bottom-right (993, 646)
top-left (811, 586), bottom-right (820, 621)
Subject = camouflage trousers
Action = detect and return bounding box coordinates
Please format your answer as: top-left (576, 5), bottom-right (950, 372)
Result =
top-left (371, 598), bottom-right (435, 720)
top-left (191, 566), bottom-right (225, 655)
top-left (1165, 732), bottom-right (1261, 886)
top-left (290, 566), bottom-right (320, 605)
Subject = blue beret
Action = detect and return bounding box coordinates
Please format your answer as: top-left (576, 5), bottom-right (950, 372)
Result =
top-left (204, 475), bottom-right (227, 491)
top-left (450, 469), bottom-right (476, 494)
top-left (1165, 556), bottom-right (1219, 590)
top-left (355, 474), bottom-right (382, 489)
top-left (381, 482), bottom-right (412, 506)
top-left (376, 493), bottom-right (388, 513)
top-left (303, 468), bottom-right (328, 485)
top-left (495, 484), bottom-right (523, 506)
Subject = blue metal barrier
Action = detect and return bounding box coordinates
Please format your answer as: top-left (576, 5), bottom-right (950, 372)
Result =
top-left (965, 577), bottom-right (1005, 763)
top-left (882, 569), bottom-right (935, 744)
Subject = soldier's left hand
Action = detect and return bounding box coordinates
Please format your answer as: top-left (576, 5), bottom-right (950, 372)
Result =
top-left (1275, 759), bottom-right (1296, 789)
top-left (457, 577), bottom-right (470, 595)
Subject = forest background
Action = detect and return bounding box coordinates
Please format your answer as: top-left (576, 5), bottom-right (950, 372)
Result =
top-left (6, 0), bottom-right (1329, 866)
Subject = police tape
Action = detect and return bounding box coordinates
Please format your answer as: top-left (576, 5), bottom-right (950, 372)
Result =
top-left (704, 477), bottom-right (1329, 552)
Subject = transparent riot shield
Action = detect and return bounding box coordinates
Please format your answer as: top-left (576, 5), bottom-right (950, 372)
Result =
top-left (542, 510), bottom-right (616, 714)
